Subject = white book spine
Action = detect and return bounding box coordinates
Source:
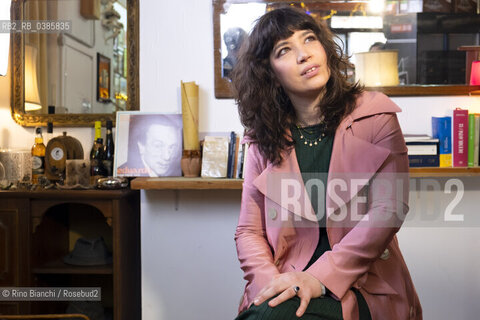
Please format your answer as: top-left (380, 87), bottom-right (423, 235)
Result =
top-left (406, 144), bottom-right (438, 155)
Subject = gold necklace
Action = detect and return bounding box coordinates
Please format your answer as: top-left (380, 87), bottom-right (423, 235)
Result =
top-left (295, 125), bottom-right (326, 147)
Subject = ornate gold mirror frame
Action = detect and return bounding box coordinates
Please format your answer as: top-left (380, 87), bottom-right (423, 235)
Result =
top-left (213, 0), bottom-right (480, 99)
top-left (10, 0), bottom-right (140, 127)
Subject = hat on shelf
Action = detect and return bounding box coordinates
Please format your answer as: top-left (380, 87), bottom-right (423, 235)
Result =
top-left (63, 237), bottom-right (113, 266)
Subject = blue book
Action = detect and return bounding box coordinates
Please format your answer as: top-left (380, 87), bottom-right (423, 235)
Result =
top-left (431, 116), bottom-right (452, 167)
top-left (408, 155), bottom-right (440, 167)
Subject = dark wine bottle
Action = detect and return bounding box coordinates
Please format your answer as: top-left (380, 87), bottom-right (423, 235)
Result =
top-left (90, 121), bottom-right (102, 160)
top-left (103, 120), bottom-right (115, 176)
top-left (90, 138), bottom-right (108, 185)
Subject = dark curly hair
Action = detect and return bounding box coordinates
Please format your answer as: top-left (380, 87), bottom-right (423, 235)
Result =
top-left (231, 7), bottom-right (363, 166)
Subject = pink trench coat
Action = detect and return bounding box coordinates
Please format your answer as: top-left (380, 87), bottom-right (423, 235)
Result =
top-left (235, 92), bottom-right (422, 320)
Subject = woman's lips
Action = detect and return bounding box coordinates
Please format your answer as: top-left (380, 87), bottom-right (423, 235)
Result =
top-left (301, 65), bottom-right (320, 78)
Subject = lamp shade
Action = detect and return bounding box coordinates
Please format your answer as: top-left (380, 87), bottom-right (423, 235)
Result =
top-left (24, 45), bottom-right (42, 111)
top-left (354, 50), bottom-right (399, 87)
top-left (470, 61), bottom-right (480, 85)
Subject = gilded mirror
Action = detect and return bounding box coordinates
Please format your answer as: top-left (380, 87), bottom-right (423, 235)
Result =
top-left (10, 0), bottom-right (139, 127)
top-left (213, 0), bottom-right (480, 98)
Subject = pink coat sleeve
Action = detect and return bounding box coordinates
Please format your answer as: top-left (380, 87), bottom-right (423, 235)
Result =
top-left (305, 112), bottom-right (410, 300)
top-left (234, 143), bottom-right (280, 302)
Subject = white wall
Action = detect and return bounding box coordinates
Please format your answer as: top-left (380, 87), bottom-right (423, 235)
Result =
top-left (140, 1), bottom-right (480, 320)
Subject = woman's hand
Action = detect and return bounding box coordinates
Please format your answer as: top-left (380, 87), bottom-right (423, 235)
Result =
top-left (253, 271), bottom-right (324, 317)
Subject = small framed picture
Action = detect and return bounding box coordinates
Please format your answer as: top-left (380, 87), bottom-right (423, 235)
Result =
top-left (97, 53), bottom-right (111, 102)
top-left (114, 112), bottom-right (183, 177)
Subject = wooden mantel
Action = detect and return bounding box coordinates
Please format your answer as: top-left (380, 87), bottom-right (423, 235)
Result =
top-left (131, 167), bottom-right (480, 190)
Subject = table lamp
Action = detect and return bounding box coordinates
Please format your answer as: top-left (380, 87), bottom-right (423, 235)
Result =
top-left (24, 45), bottom-right (42, 111)
top-left (354, 50), bottom-right (399, 87)
top-left (470, 61), bottom-right (480, 85)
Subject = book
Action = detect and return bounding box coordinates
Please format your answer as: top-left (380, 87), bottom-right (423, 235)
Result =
top-left (468, 113), bottom-right (475, 167)
top-left (408, 154), bottom-right (440, 167)
top-left (452, 108), bottom-right (469, 167)
top-left (226, 131), bottom-right (237, 178)
top-left (403, 134), bottom-right (436, 142)
top-left (405, 134), bottom-right (440, 167)
top-left (201, 136), bottom-right (229, 178)
top-left (232, 136), bottom-right (240, 178)
top-left (431, 116), bottom-right (452, 167)
top-left (406, 140), bottom-right (439, 155)
top-left (475, 114), bottom-right (480, 167)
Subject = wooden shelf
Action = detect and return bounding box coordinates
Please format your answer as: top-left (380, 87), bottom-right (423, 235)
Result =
top-left (131, 177), bottom-right (243, 190)
top-left (409, 167), bottom-right (480, 177)
top-left (131, 168), bottom-right (480, 190)
top-left (32, 258), bottom-right (113, 275)
top-left (367, 85), bottom-right (480, 96)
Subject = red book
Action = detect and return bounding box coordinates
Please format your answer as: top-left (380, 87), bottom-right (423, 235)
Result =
top-left (452, 108), bottom-right (469, 167)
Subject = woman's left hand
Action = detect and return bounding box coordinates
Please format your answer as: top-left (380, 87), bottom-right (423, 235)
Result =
top-left (253, 271), bottom-right (324, 318)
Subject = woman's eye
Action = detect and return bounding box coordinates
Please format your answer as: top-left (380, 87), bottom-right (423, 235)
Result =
top-left (277, 47), bottom-right (289, 57)
top-left (305, 35), bottom-right (317, 43)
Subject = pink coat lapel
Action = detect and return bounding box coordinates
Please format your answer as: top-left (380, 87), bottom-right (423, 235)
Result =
top-left (252, 91), bottom-right (402, 224)
top-left (326, 92), bottom-right (402, 216)
top-left (252, 129), bottom-right (318, 222)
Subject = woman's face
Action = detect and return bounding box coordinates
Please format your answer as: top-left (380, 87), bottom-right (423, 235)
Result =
top-left (269, 29), bottom-right (330, 101)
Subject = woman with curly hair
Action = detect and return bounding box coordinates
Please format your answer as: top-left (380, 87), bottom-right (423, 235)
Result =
top-left (232, 7), bottom-right (422, 320)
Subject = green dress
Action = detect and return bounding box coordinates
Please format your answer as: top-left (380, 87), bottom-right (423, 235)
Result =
top-left (235, 124), bottom-right (371, 320)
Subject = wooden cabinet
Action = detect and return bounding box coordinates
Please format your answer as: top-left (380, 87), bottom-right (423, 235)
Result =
top-left (0, 190), bottom-right (140, 319)
top-left (0, 198), bottom-right (29, 314)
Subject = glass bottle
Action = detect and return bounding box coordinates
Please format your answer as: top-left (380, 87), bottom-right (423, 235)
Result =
top-left (90, 121), bottom-right (102, 160)
top-left (103, 120), bottom-right (115, 176)
top-left (31, 127), bottom-right (46, 184)
top-left (90, 138), bottom-right (108, 185)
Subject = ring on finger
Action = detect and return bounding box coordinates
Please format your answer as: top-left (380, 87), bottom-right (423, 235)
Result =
top-left (293, 286), bottom-right (300, 295)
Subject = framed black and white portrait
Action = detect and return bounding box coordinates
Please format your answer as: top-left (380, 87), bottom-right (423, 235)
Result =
top-left (114, 112), bottom-right (183, 177)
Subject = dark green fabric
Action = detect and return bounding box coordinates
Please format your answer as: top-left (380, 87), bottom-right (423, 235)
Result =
top-left (236, 295), bottom-right (342, 320)
top-left (235, 124), bottom-right (372, 320)
top-left (290, 123), bottom-right (333, 271)
top-left (235, 289), bottom-right (369, 320)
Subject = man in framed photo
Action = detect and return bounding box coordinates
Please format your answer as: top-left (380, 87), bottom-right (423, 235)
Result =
top-left (117, 114), bottom-right (183, 177)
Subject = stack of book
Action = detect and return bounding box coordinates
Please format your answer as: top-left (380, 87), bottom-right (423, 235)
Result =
top-left (404, 134), bottom-right (440, 167)
top-left (430, 108), bottom-right (480, 168)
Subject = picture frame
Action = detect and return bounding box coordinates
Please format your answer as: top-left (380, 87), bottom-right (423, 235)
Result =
top-left (97, 53), bottom-right (111, 102)
top-left (114, 111), bottom-right (183, 177)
